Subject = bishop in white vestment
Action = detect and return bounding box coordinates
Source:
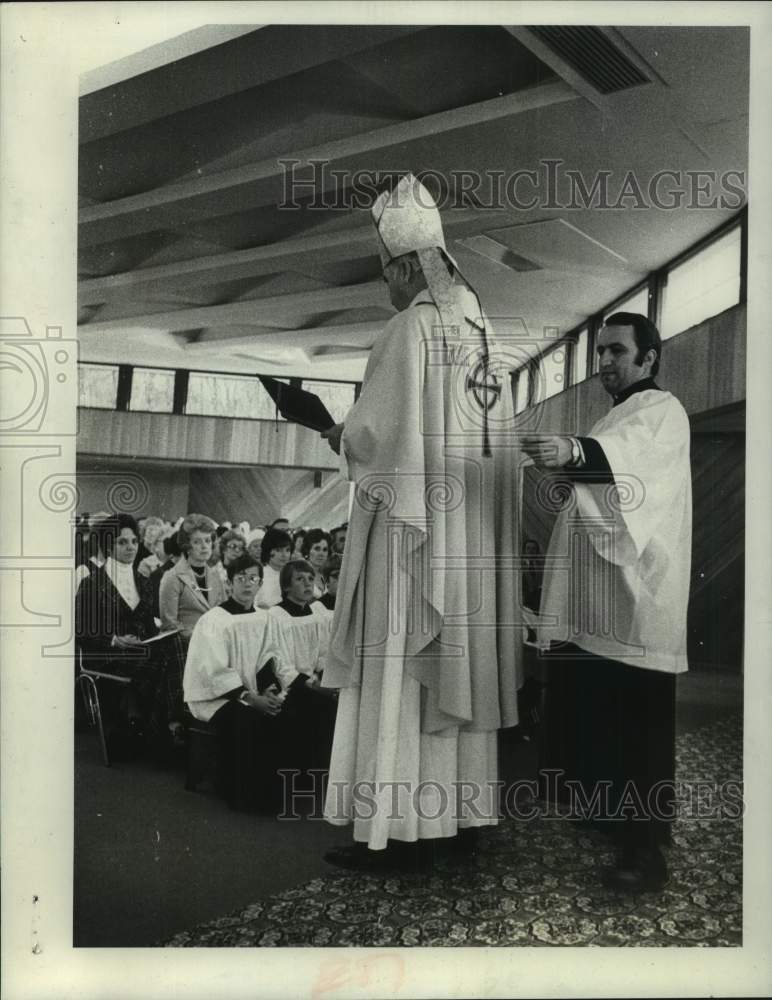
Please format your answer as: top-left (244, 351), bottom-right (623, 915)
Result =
top-left (320, 175), bottom-right (523, 867)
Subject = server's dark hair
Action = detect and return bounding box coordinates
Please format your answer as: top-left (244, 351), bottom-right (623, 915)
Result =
top-left (280, 559), bottom-right (314, 595)
top-left (225, 553), bottom-right (262, 582)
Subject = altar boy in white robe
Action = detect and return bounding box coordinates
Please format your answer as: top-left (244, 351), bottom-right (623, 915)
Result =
top-left (183, 554), bottom-right (303, 810)
top-left (269, 560), bottom-right (338, 772)
top-left (523, 312), bottom-right (691, 892)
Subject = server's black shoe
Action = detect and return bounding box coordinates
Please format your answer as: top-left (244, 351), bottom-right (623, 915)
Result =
top-left (602, 845), bottom-right (668, 893)
top-left (448, 826), bottom-right (480, 858)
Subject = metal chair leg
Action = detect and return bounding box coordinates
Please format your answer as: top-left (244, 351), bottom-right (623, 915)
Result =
top-left (76, 673), bottom-right (111, 767)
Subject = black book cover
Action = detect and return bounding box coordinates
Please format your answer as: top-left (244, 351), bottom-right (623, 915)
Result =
top-left (256, 657), bottom-right (280, 694)
top-left (258, 377), bottom-right (335, 433)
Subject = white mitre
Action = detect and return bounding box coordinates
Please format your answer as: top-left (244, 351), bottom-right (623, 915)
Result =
top-left (371, 173), bottom-right (494, 454)
top-left (371, 174), bottom-right (463, 334)
top-left (371, 174), bottom-right (456, 266)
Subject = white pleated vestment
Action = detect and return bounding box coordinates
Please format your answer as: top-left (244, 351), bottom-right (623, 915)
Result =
top-left (537, 388), bottom-right (692, 674)
top-left (183, 607), bottom-right (297, 722)
top-left (323, 285), bottom-right (523, 848)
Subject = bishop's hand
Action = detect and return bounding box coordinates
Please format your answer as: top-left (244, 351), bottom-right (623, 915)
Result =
top-left (320, 422), bottom-right (344, 455)
top-left (521, 435), bottom-right (573, 469)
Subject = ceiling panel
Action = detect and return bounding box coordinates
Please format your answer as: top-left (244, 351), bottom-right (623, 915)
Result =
top-left (77, 24), bottom-right (749, 381)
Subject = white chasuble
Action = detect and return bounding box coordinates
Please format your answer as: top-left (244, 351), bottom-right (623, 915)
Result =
top-left (323, 285), bottom-right (524, 847)
top-left (537, 388), bottom-right (691, 674)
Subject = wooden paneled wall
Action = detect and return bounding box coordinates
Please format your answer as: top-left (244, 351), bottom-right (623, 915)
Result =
top-left (77, 409), bottom-right (340, 470)
top-left (687, 432), bottom-right (745, 671)
top-left (76, 458), bottom-right (191, 520)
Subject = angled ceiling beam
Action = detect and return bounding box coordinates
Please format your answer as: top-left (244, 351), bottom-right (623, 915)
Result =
top-left (77, 281), bottom-right (388, 335)
top-left (79, 26), bottom-right (265, 98)
top-left (183, 321), bottom-right (384, 356)
top-left (80, 25), bottom-right (425, 140)
top-left (78, 208), bottom-right (494, 306)
top-left (79, 80), bottom-right (578, 247)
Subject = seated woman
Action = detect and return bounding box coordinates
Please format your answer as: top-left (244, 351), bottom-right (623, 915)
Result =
top-left (183, 554), bottom-right (304, 810)
top-left (74, 511), bottom-right (110, 588)
top-left (300, 528), bottom-right (332, 598)
top-left (136, 516), bottom-right (167, 578)
top-left (245, 528), bottom-right (265, 565)
top-left (159, 513), bottom-right (227, 736)
top-left (148, 534), bottom-right (182, 619)
top-left (219, 529), bottom-right (247, 570)
top-left (257, 527), bottom-right (293, 609)
top-left (159, 513), bottom-right (227, 641)
top-left (209, 528), bottom-right (246, 588)
top-left (269, 560), bottom-right (337, 770)
top-left (290, 528), bottom-right (306, 561)
top-left (74, 513), bottom-right (181, 754)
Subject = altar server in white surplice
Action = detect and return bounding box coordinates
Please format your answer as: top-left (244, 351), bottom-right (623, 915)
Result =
top-left (319, 174), bottom-right (523, 870)
top-left (183, 554), bottom-right (303, 810)
top-left (269, 559), bottom-right (337, 771)
top-left (523, 311), bottom-right (692, 894)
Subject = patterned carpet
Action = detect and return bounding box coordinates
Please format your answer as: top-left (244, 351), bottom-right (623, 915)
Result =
top-left (163, 715), bottom-right (742, 947)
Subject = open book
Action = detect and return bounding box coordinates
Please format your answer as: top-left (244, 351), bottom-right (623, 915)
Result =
top-left (140, 629), bottom-right (181, 645)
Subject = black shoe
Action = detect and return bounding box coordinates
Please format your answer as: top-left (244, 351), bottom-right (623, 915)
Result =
top-left (602, 845), bottom-right (668, 893)
top-left (324, 843), bottom-right (393, 872)
top-left (324, 841), bottom-right (432, 873)
top-left (568, 817), bottom-right (624, 842)
top-left (452, 827), bottom-right (480, 856)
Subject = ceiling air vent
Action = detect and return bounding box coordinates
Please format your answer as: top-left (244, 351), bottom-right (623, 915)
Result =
top-left (528, 26), bottom-right (649, 94)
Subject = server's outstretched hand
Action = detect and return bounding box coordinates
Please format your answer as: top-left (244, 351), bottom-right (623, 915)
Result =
top-left (521, 434), bottom-right (573, 469)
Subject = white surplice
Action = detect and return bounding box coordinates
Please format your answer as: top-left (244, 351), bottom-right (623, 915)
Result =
top-left (183, 607), bottom-right (297, 722)
top-left (268, 603), bottom-right (332, 680)
top-left (537, 388), bottom-right (692, 673)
